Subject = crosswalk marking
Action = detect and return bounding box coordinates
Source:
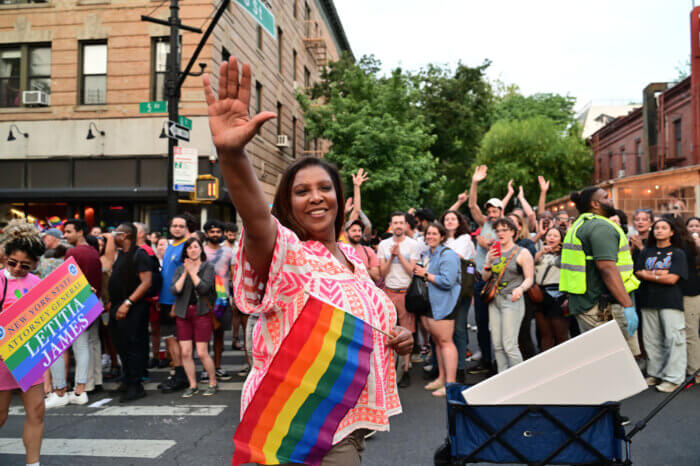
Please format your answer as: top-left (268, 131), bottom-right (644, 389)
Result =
top-left (146, 362), bottom-right (247, 373)
top-left (0, 438), bottom-right (176, 458)
top-left (102, 381), bottom-right (243, 391)
top-left (9, 404), bottom-right (229, 417)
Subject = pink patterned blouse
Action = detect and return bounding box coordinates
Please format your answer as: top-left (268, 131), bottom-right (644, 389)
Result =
top-left (232, 218), bottom-right (402, 444)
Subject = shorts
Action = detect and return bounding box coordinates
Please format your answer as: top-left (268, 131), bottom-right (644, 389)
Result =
top-left (176, 305), bottom-right (213, 343)
top-left (159, 303), bottom-right (177, 339)
top-left (384, 288), bottom-right (415, 333)
top-left (431, 305), bottom-right (457, 321)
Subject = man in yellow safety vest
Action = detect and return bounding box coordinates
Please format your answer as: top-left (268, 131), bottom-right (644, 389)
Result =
top-left (560, 187), bottom-right (640, 355)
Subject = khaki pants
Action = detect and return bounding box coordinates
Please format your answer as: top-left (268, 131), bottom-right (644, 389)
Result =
top-left (684, 295), bottom-right (700, 376)
top-left (576, 303), bottom-right (641, 356)
top-left (273, 429), bottom-right (367, 466)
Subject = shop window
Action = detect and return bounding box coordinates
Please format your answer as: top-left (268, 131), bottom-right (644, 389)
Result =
top-left (80, 42), bottom-right (107, 105)
top-left (0, 44), bottom-right (51, 108)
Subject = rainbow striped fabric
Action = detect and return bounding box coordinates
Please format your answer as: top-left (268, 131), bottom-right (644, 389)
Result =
top-left (232, 295), bottom-right (373, 466)
top-left (0, 257), bottom-right (103, 391)
top-left (213, 275), bottom-right (228, 318)
top-left (47, 216), bottom-right (63, 227)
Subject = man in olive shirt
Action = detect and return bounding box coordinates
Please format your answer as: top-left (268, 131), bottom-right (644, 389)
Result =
top-left (566, 187), bottom-right (639, 355)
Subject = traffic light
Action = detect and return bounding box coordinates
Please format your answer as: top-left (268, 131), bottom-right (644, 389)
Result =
top-left (195, 175), bottom-right (219, 202)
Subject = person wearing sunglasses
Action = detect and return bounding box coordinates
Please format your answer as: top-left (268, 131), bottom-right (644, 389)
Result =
top-left (0, 220), bottom-right (47, 466)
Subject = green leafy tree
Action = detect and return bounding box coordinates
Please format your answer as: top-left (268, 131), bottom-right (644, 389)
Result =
top-left (415, 62), bottom-right (495, 209)
top-left (298, 54), bottom-right (437, 224)
top-left (473, 116), bottom-right (593, 202)
top-left (494, 92), bottom-right (577, 130)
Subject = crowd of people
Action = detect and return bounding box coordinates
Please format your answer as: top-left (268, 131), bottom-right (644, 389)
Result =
top-left (0, 55), bottom-right (698, 465)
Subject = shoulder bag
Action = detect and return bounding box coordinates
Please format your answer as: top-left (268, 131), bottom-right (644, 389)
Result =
top-left (527, 263), bottom-right (553, 304)
top-left (480, 248), bottom-right (518, 304)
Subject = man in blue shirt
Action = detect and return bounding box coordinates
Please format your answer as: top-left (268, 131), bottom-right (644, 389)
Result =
top-left (158, 214), bottom-right (192, 392)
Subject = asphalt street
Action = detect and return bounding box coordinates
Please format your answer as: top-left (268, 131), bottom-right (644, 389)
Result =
top-left (1, 329), bottom-right (699, 466)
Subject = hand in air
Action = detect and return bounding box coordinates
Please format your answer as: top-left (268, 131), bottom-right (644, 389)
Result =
top-left (203, 57), bottom-right (276, 156)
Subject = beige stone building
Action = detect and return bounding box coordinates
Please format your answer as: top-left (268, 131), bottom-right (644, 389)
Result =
top-left (0, 0), bottom-right (351, 231)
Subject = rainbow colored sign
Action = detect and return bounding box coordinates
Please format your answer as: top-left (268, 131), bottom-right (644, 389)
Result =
top-left (232, 295), bottom-right (373, 465)
top-left (0, 257), bottom-right (103, 391)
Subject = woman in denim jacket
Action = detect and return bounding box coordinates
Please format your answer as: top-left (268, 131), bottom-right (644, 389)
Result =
top-left (414, 222), bottom-right (461, 397)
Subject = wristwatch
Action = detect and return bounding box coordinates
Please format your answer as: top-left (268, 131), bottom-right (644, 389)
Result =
top-left (124, 298), bottom-right (134, 307)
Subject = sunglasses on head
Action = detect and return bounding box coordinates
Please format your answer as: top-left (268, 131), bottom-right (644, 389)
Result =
top-left (6, 259), bottom-right (32, 271)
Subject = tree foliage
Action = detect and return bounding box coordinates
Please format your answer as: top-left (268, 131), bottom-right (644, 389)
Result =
top-left (474, 116), bottom-right (593, 202)
top-left (298, 54), bottom-right (437, 224)
top-left (494, 92), bottom-right (577, 130)
top-left (415, 62), bottom-right (495, 209)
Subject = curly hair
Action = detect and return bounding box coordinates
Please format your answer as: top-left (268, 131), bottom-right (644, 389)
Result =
top-left (2, 219), bottom-right (46, 262)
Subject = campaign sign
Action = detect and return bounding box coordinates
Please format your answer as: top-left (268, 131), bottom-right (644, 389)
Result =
top-left (0, 257), bottom-right (103, 391)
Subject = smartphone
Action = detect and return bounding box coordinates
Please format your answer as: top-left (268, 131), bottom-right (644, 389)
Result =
top-left (492, 241), bottom-right (501, 258)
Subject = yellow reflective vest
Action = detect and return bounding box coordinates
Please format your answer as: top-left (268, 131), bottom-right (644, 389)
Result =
top-left (559, 213), bottom-right (640, 295)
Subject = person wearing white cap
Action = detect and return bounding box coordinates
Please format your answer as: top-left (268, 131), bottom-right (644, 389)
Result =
top-left (466, 165), bottom-right (504, 375)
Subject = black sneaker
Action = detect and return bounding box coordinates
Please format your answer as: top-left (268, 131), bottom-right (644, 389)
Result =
top-left (215, 368), bottom-right (232, 381)
top-left (120, 384), bottom-right (147, 403)
top-left (398, 372), bottom-right (411, 388)
top-left (160, 377), bottom-right (188, 393)
top-left (468, 363), bottom-right (491, 375)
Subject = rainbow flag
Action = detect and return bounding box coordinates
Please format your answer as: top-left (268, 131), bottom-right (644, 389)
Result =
top-left (0, 257), bottom-right (103, 391)
top-left (232, 295), bottom-right (373, 466)
top-left (47, 216), bottom-right (62, 227)
top-left (213, 275), bottom-right (229, 317)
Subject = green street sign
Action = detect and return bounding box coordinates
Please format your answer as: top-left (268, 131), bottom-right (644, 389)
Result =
top-left (139, 101), bottom-right (167, 113)
top-left (236, 0), bottom-right (275, 38)
top-left (178, 116), bottom-right (192, 130)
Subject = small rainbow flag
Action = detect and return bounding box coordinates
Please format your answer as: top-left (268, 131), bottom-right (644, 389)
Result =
top-left (47, 216), bottom-right (62, 227)
top-left (232, 295), bottom-right (373, 466)
top-left (213, 275), bottom-right (228, 317)
top-left (0, 257), bottom-right (103, 391)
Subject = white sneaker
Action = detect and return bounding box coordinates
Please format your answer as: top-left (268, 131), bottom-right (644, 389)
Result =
top-left (68, 391), bottom-right (88, 405)
top-left (45, 392), bottom-right (70, 409)
top-left (467, 351), bottom-right (482, 362)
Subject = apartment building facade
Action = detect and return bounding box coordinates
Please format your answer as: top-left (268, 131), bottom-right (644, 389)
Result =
top-left (0, 0), bottom-right (351, 231)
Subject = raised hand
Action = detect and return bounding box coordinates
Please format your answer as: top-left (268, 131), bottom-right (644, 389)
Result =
top-left (352, 168), bottom-right (369, 187)
top-left (507, 179), bottom-right (515, 196)
top-left (538, 176), bottom-right (550, 192)
top-left (518, 185), bottom-right (525, 198)
top-left (472, 165), bottom-right (488, 183)
top-left (457, 190), bottom-right (468, 204)
top-left (344, 196), bottom-right (354, 214)
top-left (203, 57), bottom-right (276, 156)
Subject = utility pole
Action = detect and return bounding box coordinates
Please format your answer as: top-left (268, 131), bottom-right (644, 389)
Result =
top-left (142, 0), bottom-right (230, 219)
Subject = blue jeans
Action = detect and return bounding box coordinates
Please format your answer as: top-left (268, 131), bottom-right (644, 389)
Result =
top-left (473, 280), bottom-right (492, 367)
top-left (452, 297), bottom-right (470, 370)
top-left (49, 330), bottom-right (90, 390)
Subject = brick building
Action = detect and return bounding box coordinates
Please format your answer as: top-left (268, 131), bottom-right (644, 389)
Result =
top-left (0, 0), bottom-right (351, 231)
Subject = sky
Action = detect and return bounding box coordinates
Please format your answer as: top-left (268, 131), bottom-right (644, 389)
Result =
top-left (333, 0), bottom-right (693, 112)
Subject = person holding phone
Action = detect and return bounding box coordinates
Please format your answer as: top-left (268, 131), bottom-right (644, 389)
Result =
top-left (480, 218), bottom-right (534, 373)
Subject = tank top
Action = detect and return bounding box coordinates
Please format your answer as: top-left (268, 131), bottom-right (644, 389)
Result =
top-left (490, 246), bottom-right (523, 295)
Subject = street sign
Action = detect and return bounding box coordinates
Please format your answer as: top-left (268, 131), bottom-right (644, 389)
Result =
top-left (173, 147), bottom-right (198, 192)
top-left (167, 120), bottom-right (190, 142)
top-left (178, 115), bottom-right (192, 130)
top-left (236, 0), bottom-right (275, 38)
top-left (195, 175), bottom-right (220, 202)
top-left (139, 101), bottom-right (167, 113)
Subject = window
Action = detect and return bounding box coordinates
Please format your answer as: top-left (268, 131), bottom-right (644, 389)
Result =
top-left (81, 42), bottom-right (107, 105)
top-left (255, 81), bottom-right (262, 134)
top-left (257, 26), bottom-right (263, 50)
top-left (292, 116), bottom-right (297, 158)
top-left (304, 66), bottom-right (310, 89)
top-left (293, 0), bottom-right (297, 18)
top-left (608, 152), bottom-right (613, 180)
top-left (292, 49), bottom-right (297, 81)
top-left (304, 127), bottom-right (309, 151)
top-left (674, 119), bottom-right (682, 157)
top-left (222, 46), bottom-right (230, 63)
top-left (276, 101), bottom-right (282, 137)
top-left (635, 139), bottom-right (642, 174)
top-left (620, 146), bottom-right (626, 172)
top-left (151, 38), bottom-right (169, 101)
top-left (0, 44), bottom-right (51, 108)
top-left (277, 27), bottom-right (283, 74)
top-left (598, 158), bottom-right (602, 181)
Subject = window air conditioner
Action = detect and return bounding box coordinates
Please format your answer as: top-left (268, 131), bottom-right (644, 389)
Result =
top-left (277, 134), bottom-right (290, 147)
top-left (22, 90), bottom-right (49, 106)
top-left (617, 170), bottom-right (626, 178)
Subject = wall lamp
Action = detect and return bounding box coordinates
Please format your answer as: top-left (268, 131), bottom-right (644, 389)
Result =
top-left (7, 124), bottom-right (28, 141)
top-left (86, 122), bottom-right (105, 140)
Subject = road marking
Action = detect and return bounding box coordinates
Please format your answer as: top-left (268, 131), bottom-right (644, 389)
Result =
top-left (90, 404), bottom-right (228, 416)
top-left (88, 398), bottom-right (112, 408)
top-left (0, 438), bottom-right (176, 458)
top-left (102, 381), bottom-right (243, 391)
top-left (9, 404), bottom-right (229, 417)
top-left (148, 363), bottom-right (247, 373)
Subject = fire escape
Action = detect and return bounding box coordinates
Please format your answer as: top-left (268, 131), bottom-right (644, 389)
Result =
top-left (303, 20), bottom-right (328, 68)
